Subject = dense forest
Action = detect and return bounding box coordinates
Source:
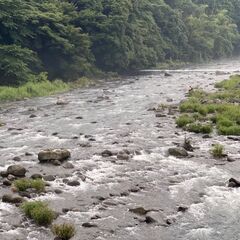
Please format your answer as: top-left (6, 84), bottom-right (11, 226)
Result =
top-left (0, 0), bottom-right (240, 86)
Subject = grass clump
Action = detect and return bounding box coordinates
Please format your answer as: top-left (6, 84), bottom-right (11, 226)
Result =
top-left (13, 178), bottom-right (45, 192)
top-left (186, 123), bottom-right (213, 134)
top-left (211, 144), bottom-right (224, 158)
top-left (21, 201), bottom-right (55, 226)
top-left (52, 223), bottom-right (76, 240)
top-left (218, 125), bottom-right (240, 136)
top-left (215, 75), bottom-right (240, 90)
top-left (176, 114), bottom-right (195, 127)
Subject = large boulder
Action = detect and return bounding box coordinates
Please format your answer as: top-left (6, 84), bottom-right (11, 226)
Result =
top-left (38, 149), bottom-right (71, 163)
top-left (168, 147), bottom-right (188, 158)
top-left (7, 165), bottom-right (26, 177)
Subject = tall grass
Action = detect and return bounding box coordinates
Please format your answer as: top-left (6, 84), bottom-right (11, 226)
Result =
top-left (0, 80), bottom-right (69, 102)
top-left (21, 201), bottom-right (55, 226)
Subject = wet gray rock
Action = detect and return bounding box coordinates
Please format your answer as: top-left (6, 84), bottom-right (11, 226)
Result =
top-left (228, 178), bottom-right (240, 188)
top-left (156, 113), bottom-right (167, 118)
top-left (178, 206), bottom-right (188, 212)
top-left (43, 175), bottom-right (55, 181)
top-left (227, 156), bottom-right (236, 162)
top-left (67, 180), bottom-right (80, 186)
top-left (202, 134), bottom-right (211, 139)
top-left (29, 114), bottom-right (37, 118)
top-left (82, 222), bottom-right (97, 228)
top-left (101, 150), bottom-right (113, 157)
top-left (168, 147), bottom-right (188, 158)
top-left (12, 156), bottom-right (21, 162)
top-left (117, 153), bottom-right (129, 160)
top-left (3, 179), bottom-right (12, 186)
top-left (31, 174), bottom-right (43, 179)
top-left (63, 162), bottom-right (74, 169)
top-left (7, 165), bottom-right (26, 177)
top-left (52, 160), bottom-right (62, 166)
top-left (79, 142), bottom-right (92, 148)
top-left (129, 187), bottom-right (140, 193)
top-left (25, 152), bottom-right (33, 156)
top-left (54, 189), bottom-right (63, 194)
top-left (0, 171), bottom-right (8, 178)
top-left (38, 149), bottom-right (71, 163)
top-left (129, 207), bottom-right (149, 216)
top-left (164, 72), bottom-right (172, 77)
top-left (145, 216), bottom-right (157, 224)
top-left (2, 194), bottom-right (24, 204)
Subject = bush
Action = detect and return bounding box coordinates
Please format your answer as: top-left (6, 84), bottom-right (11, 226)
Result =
top-left (186, 123), bottom-right (213, 134)
top-left (21, 201), bottom-right (55, 226)
top-left (176, 114), bottom-right (195, 127)
top-left (52, 223), bottom-right (76, 240)
top-left (217, 125), bottom-right (240, 135)
top-left (211, 144), bottom-right (224, 158)
top-left (13, 178), bottom-right (45, 192)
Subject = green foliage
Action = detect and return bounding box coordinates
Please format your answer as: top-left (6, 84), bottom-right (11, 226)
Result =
top-left (13, 178), bottom-right (45, 192)
top-left (21, 201), bottom-right (55, 226)
top-left (176, 114), bottom-right (195, 127)
top-left (178, 75), bottom-right (240, 136)
top-left (0, 0), bottom-right (240, 85)
top-left (0, 79), bottom-right (69, 101)
top-left (215, 75), bottom-right (240, 90)
top-left (52, 223), bottom-right (76, 240)
top-left (186, 123), bottom-right (213, 134)
top-left (211, 144), bottom-right (224, 158)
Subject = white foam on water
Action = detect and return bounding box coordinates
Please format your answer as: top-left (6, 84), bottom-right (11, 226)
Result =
top-left (63, 208), bottom-right (99, 223)
top-left (186, 227), bottom-right (214, 240)
top-left (33, 193), bottom-right (64, 201)
top-left (0, 202), bottom-right (17, 216)
top-left (188, 203), bottom-right (206, 220)
top-left (158, 157), bottom-right (230, 198)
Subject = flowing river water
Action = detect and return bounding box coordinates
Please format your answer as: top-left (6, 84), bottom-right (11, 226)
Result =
top-left (0, 58), bottom-right (240, 240)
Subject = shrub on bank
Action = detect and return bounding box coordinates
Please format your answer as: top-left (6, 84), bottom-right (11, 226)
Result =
top-left (21, 201), bottom-right (55, 226)
top-left (52, 223), bottom-right (76, 240)
top-left (0, 80), bottom-right (69, 102)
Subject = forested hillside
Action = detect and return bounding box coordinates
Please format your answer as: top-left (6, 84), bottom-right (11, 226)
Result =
top-left (0, 0), bottom-right (240, 86)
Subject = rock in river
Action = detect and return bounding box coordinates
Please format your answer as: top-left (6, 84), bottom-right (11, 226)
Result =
top-left (7, 165), bottom-right (26, 177)
top-left (168, 147), bottom-right (188, 158)
top-left (2, 194), bottom-right (24, 204)
top-left (228, 178), bottom-right (240, 188)
top-left (38, 149), bottom-right (71, 163)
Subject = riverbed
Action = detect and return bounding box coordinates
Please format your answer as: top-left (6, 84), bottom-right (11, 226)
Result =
top-left (0, 58), bottom-right (240, 240)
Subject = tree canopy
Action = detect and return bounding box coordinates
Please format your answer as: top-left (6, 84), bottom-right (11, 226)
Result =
top-left (0, 0), bottom-right (239, 85)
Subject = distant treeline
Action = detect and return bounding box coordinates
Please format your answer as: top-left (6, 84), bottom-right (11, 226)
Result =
top-left (0, 0), bottom-right (240, 85)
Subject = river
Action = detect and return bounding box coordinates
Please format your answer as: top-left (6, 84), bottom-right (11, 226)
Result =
top-left (0, 58), bottom-right (240, 240)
